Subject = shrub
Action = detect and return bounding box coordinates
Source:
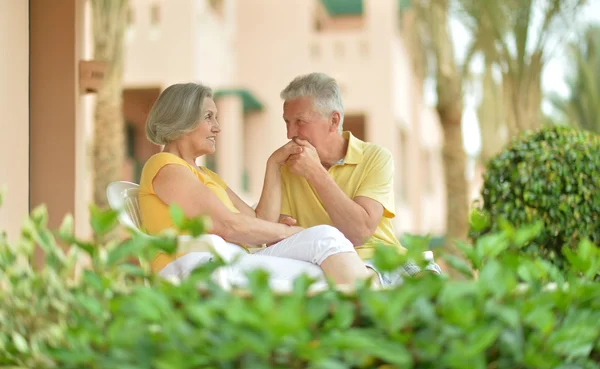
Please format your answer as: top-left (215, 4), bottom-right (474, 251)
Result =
top-left (1, 202), bottom-right (600, 368)
top-left (471, 125), bottom-right (600, 270)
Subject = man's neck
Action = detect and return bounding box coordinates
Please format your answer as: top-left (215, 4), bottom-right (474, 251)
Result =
top-left (320, 133), bottom-right (348, 169)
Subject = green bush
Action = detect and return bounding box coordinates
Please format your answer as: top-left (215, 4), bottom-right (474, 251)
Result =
top-left (1, 202), bottom-right (600, 368)
top-left (471, 125), bottom-right (600, 270)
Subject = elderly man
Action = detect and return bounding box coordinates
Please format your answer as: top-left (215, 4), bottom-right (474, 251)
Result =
top-left (260, 72), bottom-right (441, 286)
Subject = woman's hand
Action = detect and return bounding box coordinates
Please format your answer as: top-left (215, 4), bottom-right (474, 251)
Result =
top-left (285, 225), bottom-right (304, 238)
top-left (268, 140), bottom-right (303, 167)
top-left (266, 224), bottom-right (304, 246)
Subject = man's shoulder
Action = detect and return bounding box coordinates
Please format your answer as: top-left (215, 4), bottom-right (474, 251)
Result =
top-left (361, 141), bottom-right (393, 163)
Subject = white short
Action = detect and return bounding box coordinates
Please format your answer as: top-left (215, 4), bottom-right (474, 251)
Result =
top-left (158, 225), bottom-right (356, 290)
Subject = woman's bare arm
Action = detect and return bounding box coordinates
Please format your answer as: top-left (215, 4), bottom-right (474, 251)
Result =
top-left (254, 141), bottom-right (302, 222)
top-left (152, 164), bottom-right (301, 245)
top-left (225, 188), bottom-right (257, 217)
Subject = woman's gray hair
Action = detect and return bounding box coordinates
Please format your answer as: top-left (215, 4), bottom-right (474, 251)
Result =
top-left (280, 72), bottom-right (344, 132)
top-left (146, 82), bottom-right (213, 145)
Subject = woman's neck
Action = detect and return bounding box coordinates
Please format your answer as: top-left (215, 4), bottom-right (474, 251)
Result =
top-left (163, 142), bottom-right (202, 169)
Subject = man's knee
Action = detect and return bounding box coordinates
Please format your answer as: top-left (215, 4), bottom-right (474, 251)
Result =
top-left (305, 225), bottom-right (356, 261)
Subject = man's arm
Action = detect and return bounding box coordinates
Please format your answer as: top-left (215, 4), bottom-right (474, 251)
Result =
top-left (287, 140), bottom-right (391, 245)
top-left (307, 168), bottom-right (383, 245)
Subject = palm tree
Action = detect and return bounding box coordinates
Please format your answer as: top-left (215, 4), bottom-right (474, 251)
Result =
top-left (458, 0), bottom-right (587, 139)
top-left (548, 25), bottom-right (600, 133)
top-left (476, 61), bottom-right (507, 165)
top-left (91, 0), bottom-right (129, 208)
top-left (406, 0), bottom-right (469, 264)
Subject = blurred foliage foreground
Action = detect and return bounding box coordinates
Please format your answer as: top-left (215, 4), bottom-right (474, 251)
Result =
top-left (1, 195), bottom-right (600, 368)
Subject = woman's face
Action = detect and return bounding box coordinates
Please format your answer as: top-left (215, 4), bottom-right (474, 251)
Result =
top-left (188, 97), bottom-right (220, 155)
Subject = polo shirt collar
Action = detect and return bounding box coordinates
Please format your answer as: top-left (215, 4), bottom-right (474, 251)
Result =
top-left (341, 131), bottom-right (364, 165)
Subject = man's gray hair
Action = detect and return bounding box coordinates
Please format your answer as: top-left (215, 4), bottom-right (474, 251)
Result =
top-left (280, 72), bottom-right (344, 132)
top-left (146, 83), bottom-right (213, 145)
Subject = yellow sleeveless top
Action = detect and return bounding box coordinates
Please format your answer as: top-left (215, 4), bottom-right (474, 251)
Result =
top-left (138, 152), bottom-right (241, 272)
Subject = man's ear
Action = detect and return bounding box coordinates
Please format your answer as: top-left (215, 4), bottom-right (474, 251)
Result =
top-left (330, 111), bottom-right (341, 133)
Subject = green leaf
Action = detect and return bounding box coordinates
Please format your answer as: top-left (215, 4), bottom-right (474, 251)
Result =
top-left (11, 332), bottom-right (29, 353)
top-left (331, 301), bottom-right (355, 330)
top-left (73, 240), bottom-right (97, 257)
top-left (310, 359), bottom-right (348, 369)
top-left (107, 237), bottom-right (148, 266)
top-left (441, 253), bottom-right (474, 278)
top-left (512, 221), bottom-right (544, 248)
top-left (475, 232), bottom-right (509, 261)
top-left (58, 213), bottom-right (75, 239)
top-left (456, 239), bottom-right (481, 269)
top-left (478, 260), bottom-right (509, 296)
top-left (469, 207), bottom-right (490, 232)
top-left (371, 243), bottom-right (409, 272)
top-left (89, 204), bottom-right (119, 236)
top-left (169, 204), bottom-right (185, 228)
top-left (83, 270), bottom-right (104, 291)
top-left (484, 301), bottom-right (520, 329)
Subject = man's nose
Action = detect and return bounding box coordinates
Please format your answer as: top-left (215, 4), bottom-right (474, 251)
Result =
top-left (286, 123), bottom-right (297, 139)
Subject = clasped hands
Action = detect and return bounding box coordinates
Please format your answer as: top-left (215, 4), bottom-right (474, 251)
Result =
top-left (268, 137), bottom-right (324, 228)
top-left (269, 137), bottom-right (322, 179)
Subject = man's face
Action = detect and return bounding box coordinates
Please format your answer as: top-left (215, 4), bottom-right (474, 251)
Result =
top-left (283, 97), bottom-right (334, 153)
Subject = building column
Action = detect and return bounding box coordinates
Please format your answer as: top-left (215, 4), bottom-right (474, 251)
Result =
top-left (0, 0), bottom-right (30, 243)
top-left (215, 95), bottom-right (244, 194)
top-left (30, 0), bottom-right (87, 240)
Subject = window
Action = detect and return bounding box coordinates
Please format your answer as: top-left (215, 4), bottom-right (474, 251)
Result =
top-left (150, 3), bottom-right (160, 26)
top-left (127, 6), bottom-right (134, 27)
top-left (315, 0), bottom-right (364, 32)
top-left (208, 0), bottom-right (225, 18)
top-left (149, 3), bottom-right (161, 40)
top-left (343, 114), bottom-right (366, 141)
top-left (125, 6), bottom-right (136, 41)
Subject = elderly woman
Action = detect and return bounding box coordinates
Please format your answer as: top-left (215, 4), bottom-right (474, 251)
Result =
top-left (138, 82), bottom-right (371, 287)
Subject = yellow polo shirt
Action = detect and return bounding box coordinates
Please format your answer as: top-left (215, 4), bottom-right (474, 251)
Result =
top-left (280, 131), bottom-right (404, 260)
top-left (138, 152), bottom-right (241, 272)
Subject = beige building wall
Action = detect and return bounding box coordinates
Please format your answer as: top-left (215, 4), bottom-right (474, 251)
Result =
top-left (0, 0), bottom-right (30, 243)
top-left (124, 0), bottom-right (194, 88)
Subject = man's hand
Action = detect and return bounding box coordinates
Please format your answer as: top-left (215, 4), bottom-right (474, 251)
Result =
top-left (269, 140), bottom-right (303, 167)
top-left (287, 138), bottom-right (325, 180)
top-left (278, 214), bottom-right (297, 226)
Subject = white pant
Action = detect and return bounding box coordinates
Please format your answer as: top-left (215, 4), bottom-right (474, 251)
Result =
top-left (158, 225), bottom-right (357, 291)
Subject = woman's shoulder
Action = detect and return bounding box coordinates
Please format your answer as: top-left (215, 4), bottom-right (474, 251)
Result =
top-left (198, 166), bottom-right (228, 189)
top-left (140, 153), bottom-right (195, 188)
top-left (143, 152), bottom-right (194, 172)
top-left (146, 152), bottom-right (188, 165)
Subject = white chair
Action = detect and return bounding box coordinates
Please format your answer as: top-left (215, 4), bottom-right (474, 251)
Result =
top-left (106, 181), bottom-right (144, 233)
top-left (106, 181), bottom-right (218, 277)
